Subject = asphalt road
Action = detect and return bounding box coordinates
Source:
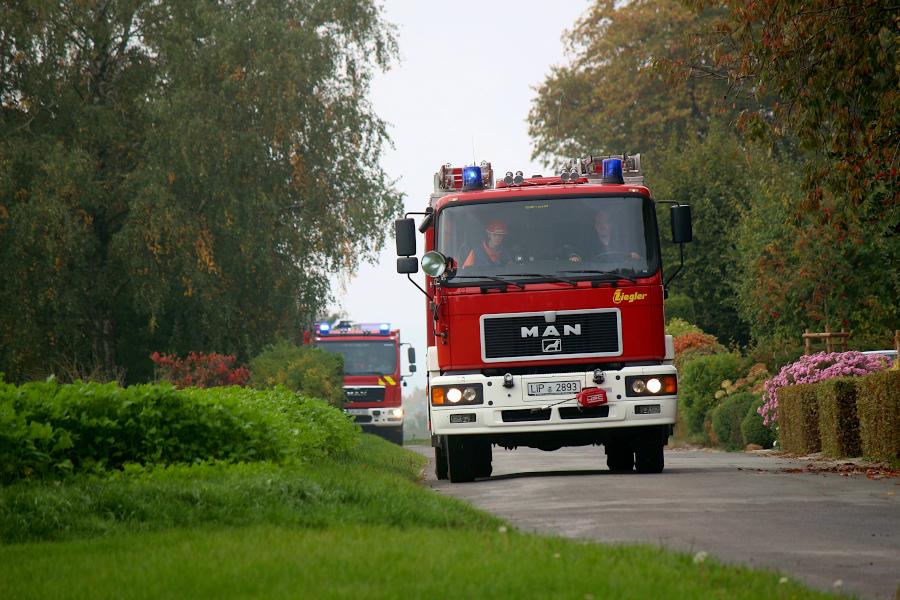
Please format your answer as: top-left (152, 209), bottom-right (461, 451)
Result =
top-left (410, 444), bottom-right (900, 600)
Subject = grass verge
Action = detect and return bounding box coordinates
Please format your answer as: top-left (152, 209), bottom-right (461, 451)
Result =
top-left (1, 435), bottom-right (835, 599)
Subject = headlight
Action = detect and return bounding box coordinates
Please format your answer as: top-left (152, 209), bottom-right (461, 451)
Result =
top-left (625, 375), bottom-right (676, 397)
top-left (431, 384), bottom-right (484, 406)
top-left (391, 408), bottom-right (403, 418)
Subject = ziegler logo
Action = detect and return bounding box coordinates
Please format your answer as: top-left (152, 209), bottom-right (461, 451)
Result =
top-left (613, 289), bottom-right (648, 304)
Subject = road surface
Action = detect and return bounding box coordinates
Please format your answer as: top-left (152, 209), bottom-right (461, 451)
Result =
top-left (410, 444), bottom-right (900, 599)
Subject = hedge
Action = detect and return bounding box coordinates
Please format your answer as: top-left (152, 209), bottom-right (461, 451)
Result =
top-left (777, 383), bottom-right (820, 455)
top-left (710, 391), bottom-right (756, 451)
top-left (855, 370), bottom-right (900, 461)
top-left (0, 381), bottom-right (359, 484)
top-left (250, 341), bottom-right (345, 406)
top-left (817, 378), bottom-right (860, 458)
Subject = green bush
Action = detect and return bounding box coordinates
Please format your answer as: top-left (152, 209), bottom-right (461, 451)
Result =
top-left (741, 398), bottom-right (775, 449)
top-left (250, 341), bottom-right (344, 406)
top-left (817, 378), bottom-right (861, 458)
top-left (665, 317), bottom-right (702, 338)
top-left (664, 294), bottom-right (697, 324)
top-left (679, 352), bottom-right (743, 440)
top-left (854, 370), bottom-right (900, 461)
top-left (777, 383), bottom-right (820, 455)
top-left (0, 381), bottom-right (358, 484)
top-left (711, 392), bottom-right (756, 451)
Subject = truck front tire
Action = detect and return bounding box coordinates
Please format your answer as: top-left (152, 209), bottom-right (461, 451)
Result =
top-left (606, 444), bottom-right (634, 472)
top-left (446, 436), bottom-right (491, 483)
top-left (635, 440), bottom-right (665, 473)
top-left (435, 444), bottom-right (449, 480)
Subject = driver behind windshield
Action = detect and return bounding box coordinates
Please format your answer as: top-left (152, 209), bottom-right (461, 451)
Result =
top-left (567, 206), bottom-right (641, 264)
top-left (462, 219), bottom-right (511, 267)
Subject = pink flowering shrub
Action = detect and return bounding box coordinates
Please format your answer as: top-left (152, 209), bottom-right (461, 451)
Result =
top-left (759, 351), bottom-right (891, 426)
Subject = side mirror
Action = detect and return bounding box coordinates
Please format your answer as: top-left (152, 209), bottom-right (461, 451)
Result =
top-left (409, 364), bottom-right (417, 373)
top-left (407, 347), bottom-right (416, 364)
top-left (670, 204), bottom-right (693, 244)
top-left (395, 218), bottom-right (417, 256)
top-left (397, 257), bottom-right (418, 274)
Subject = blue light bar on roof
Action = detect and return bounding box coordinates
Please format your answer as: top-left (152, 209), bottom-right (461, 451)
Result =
top-left (601, 158), bottom-right (624, 184)
top-left (379, 323), bottom-right (390, 333)
top-left (462, 166), bottom-right (484, 190)
top-left (318, 322), bottom-right (330, 334)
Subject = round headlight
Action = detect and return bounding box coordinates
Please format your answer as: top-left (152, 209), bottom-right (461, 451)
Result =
top-left (446, 388), bottom-right (462, 403)
top-left (462, 387), bottom-right (477, 402)
top-left (646, 378), bottom-right (662, 394)
top-left (631, 379), bottom-right (647, 394)
top-left (391, 408), bottom-right (404, 418)
top-left (421, 251), bottom-right (448, 277)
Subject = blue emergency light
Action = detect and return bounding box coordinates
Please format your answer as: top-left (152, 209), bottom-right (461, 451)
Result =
top-left (462, 166), bottom-right (484, 190)
top-left (601, 158), bottom-right (624, 184)
top-left (318, 322), bottom-right (330, 334)
top-left (379, 323), bottom-right (390, 333)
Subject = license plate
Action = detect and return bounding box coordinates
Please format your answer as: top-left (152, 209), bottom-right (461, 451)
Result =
top-left (527, 380), bottom-right (582, 396)
top-left (346, 409), bottom-right (368, 416)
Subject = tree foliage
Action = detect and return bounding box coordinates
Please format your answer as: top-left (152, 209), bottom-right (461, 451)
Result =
top-left (528, 0), bottom-right (749, 164)
top-left (0, 1), bottom-right (402, 382)
top-left (681, 0), bottom-right (899, 349)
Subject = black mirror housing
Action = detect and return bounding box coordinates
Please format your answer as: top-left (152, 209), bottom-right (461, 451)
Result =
top-left (397, 257), bottom-right (418, 274)
top-left (409, 364), bottom-right (417, 373)
top-left (395, 218), bottom-right (417, 256)
top-left (670, 205), bottom-right (693, 244)
top-left (407, 347), bottom-right (416, 364)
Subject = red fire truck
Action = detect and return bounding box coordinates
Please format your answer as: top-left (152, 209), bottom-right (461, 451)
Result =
top-left (395, 155), bottom-right (692, 482)
top-left (315, 321), bottom-right (416, 445)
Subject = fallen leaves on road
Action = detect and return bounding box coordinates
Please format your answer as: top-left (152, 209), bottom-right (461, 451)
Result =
top-left (739, 462), bottom-right (900, 479)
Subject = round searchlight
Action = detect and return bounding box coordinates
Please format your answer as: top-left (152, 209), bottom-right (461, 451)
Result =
top-left (421, 251), bottom-right (448, 277)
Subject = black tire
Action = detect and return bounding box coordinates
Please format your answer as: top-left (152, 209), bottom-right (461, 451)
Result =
top-left (473, 441), bottom-right (493, 479)
top-left (435, 444), bottom-right (449, 480)
top-left (446, 436), bottom-right (477, 483)
top-left (635, 441), bottom-right (665, 473)
top-left (606, 444), bottom-right (634, 472)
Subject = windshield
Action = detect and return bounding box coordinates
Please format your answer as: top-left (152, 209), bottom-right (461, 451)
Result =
top-left (317, 341), bottom-right (397, 376)
top-left (436, 196), bottom-right (658, 284)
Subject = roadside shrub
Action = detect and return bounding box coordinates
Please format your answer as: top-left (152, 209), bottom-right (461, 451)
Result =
top-left (760, 351), bottom-right (890, 427)
top-left (0, 381), bottom-right (358, 484)
top-left (680, 352), bottom-right (743, 440)
top-left (666, 317), bottom-right (702, 338)
top-left (674, 331), bottom-right (726, 371)
top-left (817, 379), bottom-right (861, 458)
top-left (777, 384), bottom-right (820, 455)
top-left (711, 392), bottom-right (757, 451)
top-left (854, 370), bottom-right (900, 461)
top-left (741, 398), bottom-right (775, 449)
top-left (250, 341), bottom-right (344, 406)
top-left (150, 352), bottom-right (250, 388)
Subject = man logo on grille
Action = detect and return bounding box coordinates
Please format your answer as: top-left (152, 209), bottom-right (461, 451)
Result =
top-left (542, 338), bottom-right (562, 353)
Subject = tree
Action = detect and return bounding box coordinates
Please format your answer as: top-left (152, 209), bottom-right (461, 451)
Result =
top-left (528, 0), bottom-right (751, 165)
top-left (682, 0), bottom-right (900, 350)
top-left (0, 1), bottom-right (402, 382)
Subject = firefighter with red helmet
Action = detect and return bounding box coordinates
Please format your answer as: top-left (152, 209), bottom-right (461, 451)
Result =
top-left (462, 219), bottom-right (510, 268)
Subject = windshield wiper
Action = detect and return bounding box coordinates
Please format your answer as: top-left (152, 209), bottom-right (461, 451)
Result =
top-left (498, 272), bottom-right (579, 287)
top-left (448, 274), bottom-right (525, 289)
top-left (558, 269), bottom-right (637, 283)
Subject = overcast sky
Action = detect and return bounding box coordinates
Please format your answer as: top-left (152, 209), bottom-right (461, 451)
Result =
top-left (328, 0), bottom-right (590, 387)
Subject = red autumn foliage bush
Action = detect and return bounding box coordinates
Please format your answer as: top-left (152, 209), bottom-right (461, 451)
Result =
top-left (673, 332), bottom-right (725, 370)
top-left (150, 352), bottom-right (251, 388)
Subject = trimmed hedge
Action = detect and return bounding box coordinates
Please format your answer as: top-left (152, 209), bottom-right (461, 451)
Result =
top-left (777, 383), bottom-right (820, 455)
top-left (817, 378), bottom-right (861, 458)
top-left (855, 370), bottom-right (900, 461)
top-left (680, 352), bottom-right (743, 440)
top-left (711, 392), bottom-right (756, 451)
top-left (0, 381), bottom-right (359, 484)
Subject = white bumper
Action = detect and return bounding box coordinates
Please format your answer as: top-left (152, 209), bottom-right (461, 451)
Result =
top-left (345, 407), bottom-right (404, 428)
top-left (430, 365), bottom-right (676, 436)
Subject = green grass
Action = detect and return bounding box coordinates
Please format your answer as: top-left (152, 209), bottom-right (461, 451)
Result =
top-left (0, 436), bottom-right (835, 599)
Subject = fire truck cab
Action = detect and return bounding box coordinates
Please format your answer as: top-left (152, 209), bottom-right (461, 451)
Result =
top-left (395, 155), bottom-right (692, 482)
top-left (315, 321), bottom-right (416, 445)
